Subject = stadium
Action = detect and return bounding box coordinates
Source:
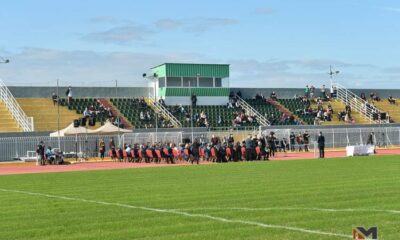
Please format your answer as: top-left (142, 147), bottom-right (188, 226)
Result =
top-left (1, 1), bottom-right (399, 240)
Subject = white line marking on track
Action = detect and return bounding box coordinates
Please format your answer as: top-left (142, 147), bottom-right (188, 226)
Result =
top-left (172, 207), bottom-right (400, 214)
top-left (0, 188), bottom-right (351, 239)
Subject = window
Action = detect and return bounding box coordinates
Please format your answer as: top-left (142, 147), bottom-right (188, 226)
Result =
top-left (198, 77), bottom-right (213, 87)
top-left (215, 78), bottom-right (222, 87)
top-left (183, 77), bottom-right (197, 87)
top-left (158, 77), bottom-right (166, 88)
top-left (167, 77), bottom-right (181, 87)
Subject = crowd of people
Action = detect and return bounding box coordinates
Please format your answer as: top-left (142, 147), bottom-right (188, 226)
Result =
top-left (94, 131), bottom-right (326, 165)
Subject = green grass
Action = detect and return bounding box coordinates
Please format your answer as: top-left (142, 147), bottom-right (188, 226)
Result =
top-left (0, 156), bottom-right (399, 240)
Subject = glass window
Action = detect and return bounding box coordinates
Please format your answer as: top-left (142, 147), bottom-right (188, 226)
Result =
top-left (183, 77), bottom-right (197, 87)
top-left (158, 77), bottom-right (166, 88)
top-left (167, 77), bottom-right (181, 87)
top-left (198, 77), bottom-right (213, 87)
top-left (215, 78), bottom-right (222, 87)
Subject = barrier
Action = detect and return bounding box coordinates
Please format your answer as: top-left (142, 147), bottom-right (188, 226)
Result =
top-left (0, 126), bottom-right (399, 162)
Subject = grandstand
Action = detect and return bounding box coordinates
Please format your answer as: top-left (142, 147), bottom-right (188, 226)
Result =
top-left (374, 100), bottom-right (400, 122)
top-left (0, 62), bottom-right (394, 134)
top-left (0, 100), bottom-right (21, 132)
top-left (17, 98), bottom-right (82, 132)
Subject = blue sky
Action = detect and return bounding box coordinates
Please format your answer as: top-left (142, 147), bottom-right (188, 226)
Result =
top-left (0, 0), bottom-right (399, 88)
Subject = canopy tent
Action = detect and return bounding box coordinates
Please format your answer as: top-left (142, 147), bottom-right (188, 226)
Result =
top-left (49, 123), bottom-right (95, 137)
top-left (90, 122), bottom-right (132, 135)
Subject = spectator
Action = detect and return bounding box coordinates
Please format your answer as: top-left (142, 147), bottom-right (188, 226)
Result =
top-left (191, 94), bottom-right (197, 107)
top-left (360, 92), bottom-right (366, 101)
top-left (66, 87), bottom-right (73, 104)
top-left (270, 91), bottom-right (277, 100)
top-left (317, 132), bottom-right (325, 158)
top-left (99, 139), bottom-right (105, 160)
top-left (51, 92), bottom-right (58, 106)
top-left (388, 95), bottom-right (396, 105)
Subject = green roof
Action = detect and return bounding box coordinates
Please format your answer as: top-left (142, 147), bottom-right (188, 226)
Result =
top-left (151, 63), bottom-right (229, 78)
top-left (160, 87), bottom-right (230, 97)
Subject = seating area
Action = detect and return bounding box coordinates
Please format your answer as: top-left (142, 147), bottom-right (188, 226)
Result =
top-left (0, 100), bottom-right (22, 132)
top-left (167, 105), bottom-right (243, 128)
top-left (110, 98), bottom-right (165, 129)
top-left (373, 100), bottom-right (400, 123)
top-left (277, 98), bottom-right (315, 125)
top-left (17, 98), bottom-right (82, 132)
top-left (59, 98), bottom-right (111, 125)
top-left (244, 99), bottom-right (290, 125)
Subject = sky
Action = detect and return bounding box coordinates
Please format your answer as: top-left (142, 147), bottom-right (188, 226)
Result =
top-left (0, 0), bottom-right (399, 88)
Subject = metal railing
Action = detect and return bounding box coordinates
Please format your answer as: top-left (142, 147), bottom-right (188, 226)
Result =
top-left (0, 78), bottom-right (34, 131)
top-left (235, 94), bottom-right (270, 126)
top-left (145, 97), bottom-right (182, 128)
top-left (1, 125), bottom-right (399, 161)
top-left (335, 83), bottom-right (386, 124)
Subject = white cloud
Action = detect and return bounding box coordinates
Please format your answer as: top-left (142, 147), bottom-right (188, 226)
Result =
top-left (82, 25), bottom-right (153, 44)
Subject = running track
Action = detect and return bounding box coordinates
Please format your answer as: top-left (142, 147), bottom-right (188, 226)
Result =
top-left (0, 148), bottom-right (399, 176)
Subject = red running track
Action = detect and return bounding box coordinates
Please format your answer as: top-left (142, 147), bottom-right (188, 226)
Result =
top-left (0, 148), bottom-right (399, 176)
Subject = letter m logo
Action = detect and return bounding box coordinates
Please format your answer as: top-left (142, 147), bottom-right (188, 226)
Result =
top-left (353, 227), bottom-right (378, 239)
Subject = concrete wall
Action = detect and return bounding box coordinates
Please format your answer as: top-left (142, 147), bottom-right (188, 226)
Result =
top-left (8, 86), bottom-right (150, 98)
top-left (8, 86), bottom-right (400, 99)
top-left (164, 96), bottom-right (229, 106)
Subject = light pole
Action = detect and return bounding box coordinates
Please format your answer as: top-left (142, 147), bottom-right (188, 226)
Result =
top-left (0, 57), bottom-right (10, 64)
top-left (328, 65), bottom-right (339, 96)
top-left (57, 79), bottom-right (61, 151)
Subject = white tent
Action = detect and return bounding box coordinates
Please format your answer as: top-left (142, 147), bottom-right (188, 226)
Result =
top-left (49, 123), bottom-right (95, 137)
top-left (91, 121), bottom-right (132, 135)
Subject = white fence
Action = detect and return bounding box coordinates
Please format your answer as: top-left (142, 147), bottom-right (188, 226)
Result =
top-left (1, 126), bottom-right (400, 161)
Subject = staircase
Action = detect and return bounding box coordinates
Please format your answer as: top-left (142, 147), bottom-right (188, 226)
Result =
top-left (373, 101), bottom-right (400, 122)
top-left (0, 100), bottom-right (22, 132)
top-left (0, 78), bottom-right (34, 131)
top-left (335, 83), bottom-right (386, 124)
top-left (17, 98), bottom-right (81, 132)
top-left (100, 98), bottom-right (133, 129)
top-left (145, 98), bottom-right (182, 128)
top-left (268, 99), bottom-right (305, 125)
top-left (235, 95), bottom-right (270, 126)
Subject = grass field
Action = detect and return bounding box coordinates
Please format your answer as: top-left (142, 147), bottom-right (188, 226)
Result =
top-left (0, 156), bottom-right (399, 239)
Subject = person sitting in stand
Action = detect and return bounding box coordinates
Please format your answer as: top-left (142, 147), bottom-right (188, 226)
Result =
top-left (270, 91), bottom-right (277, 101)
top-left (388, 95), bottom-right (396, 105)
top-left (51, 92), bottom-right (58, 106)
top-left (360, 92), bottom-right (367, 101)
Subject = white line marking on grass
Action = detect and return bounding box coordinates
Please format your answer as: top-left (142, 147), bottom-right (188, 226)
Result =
top-left (173, 207), bottom-right (400, 214)
top-left (0, 188), bottom-right (351, 239)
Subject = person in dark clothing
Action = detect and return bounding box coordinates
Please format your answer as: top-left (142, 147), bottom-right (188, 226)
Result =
top-left (367, 132), bottom-right (374, 145)
top-left (317, 132), bottom-right (325, 158)
top-left (191, 94), bottom-right (197, 107)
top-left (36, 141), bottom-right (45, 165)
top-left (289, 132), bottom-right (296, 151)
top-left (303, 131), bottom-right (310, 152)
top-left (234, 142), bottom-right (241, 161)
top-left (268, 132), bottom-right (276, 157)
top-left (166, 143), bottom-right (174, 164)
top-left (245, 136), bottom-right (254, 161)
top-left (218, 144), bottom-right (227, 163)
top-left (191, 139), bottom-right (201, 164)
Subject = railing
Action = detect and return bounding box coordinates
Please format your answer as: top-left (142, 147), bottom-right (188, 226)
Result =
top-left (145, 97), bottom-right (182, 128)
top-left (0, 78), bottom-right (34, 131)
top-left (335, 83), bottom-right (386, 124)
top-left (235, 94), bottom-right (270, 126)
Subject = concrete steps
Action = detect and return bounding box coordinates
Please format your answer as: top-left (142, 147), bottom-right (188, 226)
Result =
top-left (373, 101), bottom-right (400, 123)
top-left (17, 98), bottom-right (82, 132)
top-left (0, 101), bottom-right (22, 132)
top-left (329, 100), bottom-right (371, 124)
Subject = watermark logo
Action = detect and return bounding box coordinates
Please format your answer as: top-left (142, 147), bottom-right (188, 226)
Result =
top-left (353, 227), bottom-right (378, 239)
